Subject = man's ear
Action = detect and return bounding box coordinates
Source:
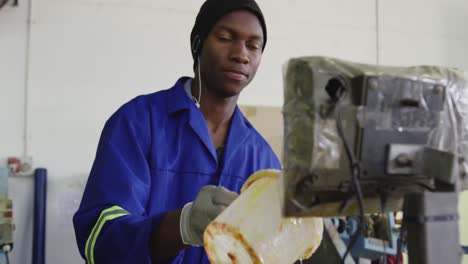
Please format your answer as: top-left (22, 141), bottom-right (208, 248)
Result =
top-left (192, 35), bottom-right (201, 56)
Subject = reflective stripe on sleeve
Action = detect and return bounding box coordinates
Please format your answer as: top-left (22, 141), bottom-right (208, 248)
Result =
top-left (85, 206), bottom-right (130, 264)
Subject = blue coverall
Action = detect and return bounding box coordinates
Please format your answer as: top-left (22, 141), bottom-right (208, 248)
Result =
top-left (73, 77), bottom-right (281, 264)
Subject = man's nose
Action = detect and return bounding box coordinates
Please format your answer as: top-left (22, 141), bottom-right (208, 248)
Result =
top-left (229, 42), bottom-right (249, 64)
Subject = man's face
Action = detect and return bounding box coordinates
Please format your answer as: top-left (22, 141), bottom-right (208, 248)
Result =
top-left (199, 10), bottom-right (264, 98)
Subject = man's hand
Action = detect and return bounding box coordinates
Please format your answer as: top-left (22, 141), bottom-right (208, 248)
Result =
top-left (180, 185), bottom-right (238, 246)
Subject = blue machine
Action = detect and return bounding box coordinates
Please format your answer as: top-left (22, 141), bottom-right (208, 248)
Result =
top-left (328, 213), bottom-right (467, 262)
top-left (337, 214), bottom-right (400, 261)
top-left (301, 215), bottom-right (402, 264)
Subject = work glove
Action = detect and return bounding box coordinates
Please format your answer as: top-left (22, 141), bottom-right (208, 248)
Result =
top-left (180, 185), bottom-right (238, 246)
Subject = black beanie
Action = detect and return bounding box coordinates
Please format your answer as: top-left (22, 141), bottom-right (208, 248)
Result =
top-left (190, 0), bottom-right (267, 62)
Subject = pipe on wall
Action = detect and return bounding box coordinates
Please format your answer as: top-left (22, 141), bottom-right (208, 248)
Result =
top-left (32, 168), bottom-right (47, 264)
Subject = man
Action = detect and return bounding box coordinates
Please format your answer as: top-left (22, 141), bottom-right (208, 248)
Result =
top-left (73, 0), bottom-right (281, 263)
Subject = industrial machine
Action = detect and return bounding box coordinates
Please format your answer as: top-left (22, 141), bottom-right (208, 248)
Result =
top-left (0, 157), bottom-right (46, 264)
top-left (281, 56), bottom-right (468, 263)
top-left (0, 167), bottom-right (14, 264)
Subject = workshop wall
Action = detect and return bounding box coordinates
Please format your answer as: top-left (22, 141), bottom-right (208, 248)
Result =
top-left (1, 0), bottom-right (467, 263)
top-left (0, 0), bottom-right (27, 160)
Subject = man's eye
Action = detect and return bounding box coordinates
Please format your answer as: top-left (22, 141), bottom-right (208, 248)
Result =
top-left (248, 43), bottom-right (261, 50)
top-left (219, 36), bottom-right (232, 42)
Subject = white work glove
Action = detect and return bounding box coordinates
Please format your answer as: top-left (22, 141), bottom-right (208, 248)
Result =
top-left (180, 185), bottom-right (238, 247)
